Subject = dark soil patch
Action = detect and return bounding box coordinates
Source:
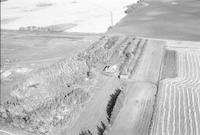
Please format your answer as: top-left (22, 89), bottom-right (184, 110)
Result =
top-left (161, 49), bottom-right (177, 79)
top-left (36, 2), bottom-right (53, 7)
top-left (0, 0), bottom-right (8, 2)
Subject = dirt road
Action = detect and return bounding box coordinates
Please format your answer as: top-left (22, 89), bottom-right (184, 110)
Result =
top-left (109, 82), bottom-right (157, 135)
top-left (0, 130), bottom-right (13, 135)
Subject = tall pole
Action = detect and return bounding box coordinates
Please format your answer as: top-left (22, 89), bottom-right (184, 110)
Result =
top-left (110, 11), bottom-right (113, 26)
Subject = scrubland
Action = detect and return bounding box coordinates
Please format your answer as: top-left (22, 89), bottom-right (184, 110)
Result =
top-left (1, 34), bottom-right (200, 135)
top-left (0, 34), bottom-right (149, 135)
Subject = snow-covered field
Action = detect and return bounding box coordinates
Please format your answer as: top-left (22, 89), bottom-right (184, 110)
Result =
top-left (1, 0), bottom-right (137, 33)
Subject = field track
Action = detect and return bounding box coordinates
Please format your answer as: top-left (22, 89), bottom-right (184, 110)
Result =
top-left (109, 82), bottom-right (157, 135)
top-left (0, 130), bottom-right (13, 135)
top-left (151, 50), bottom-right (200, 135)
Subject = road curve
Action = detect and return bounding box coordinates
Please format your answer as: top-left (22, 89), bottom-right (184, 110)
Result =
top-left (0, 129), bottom-right (16, 135)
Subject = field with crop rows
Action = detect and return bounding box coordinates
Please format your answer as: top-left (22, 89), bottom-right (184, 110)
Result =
top-left (150, 49), bottom-right (200, 135)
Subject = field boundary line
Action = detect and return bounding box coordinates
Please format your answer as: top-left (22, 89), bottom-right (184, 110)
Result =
top-left (148, 45), bottom-right (166, 135)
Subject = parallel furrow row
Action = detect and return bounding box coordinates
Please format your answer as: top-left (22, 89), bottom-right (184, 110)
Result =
top-left (151, 51), bottom-right (200, 135)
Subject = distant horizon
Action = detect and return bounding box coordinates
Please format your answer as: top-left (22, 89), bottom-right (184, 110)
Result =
top-left (1, 0), bottom-right (138, 33)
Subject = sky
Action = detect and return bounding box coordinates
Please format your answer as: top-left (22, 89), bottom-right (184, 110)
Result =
top-left (1, 0), bottom-right (138, 33)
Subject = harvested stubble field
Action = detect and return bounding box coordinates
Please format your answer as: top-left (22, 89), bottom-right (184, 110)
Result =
top-left (1, 33), bottom-right (200, 135)
top-left (150, 48), bottom-right (200, 135)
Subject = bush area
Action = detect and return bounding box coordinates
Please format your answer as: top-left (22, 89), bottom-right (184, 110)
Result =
top-left (0, 35), bottom-right (145, 134)
top-left (10, 57), bottom-right (89, 109)
top-left (19, 26), bottom-right (62, 32)
top-left (97, 121), bottom-right (106, 135)
top-left (109, 89), bottom-right (125, 124)
top-left (124, 0), bottom-right (146, 14)
top-left (79, 130), bottom-right (93, 135)
top-left (106, 89), bottom-right (121, 122)
top-left (1, 88), bottom-right (89, 134)
top-left (78, 121), bottom-right (106, 135)
top-left (79, 36), bottom-right (147, 78)
top-left (78, 88), bottom-right (124, 135)
top-left (78, 35), bottom-right (122, 69)
top-left (0, 57), bottom-right (90, 134)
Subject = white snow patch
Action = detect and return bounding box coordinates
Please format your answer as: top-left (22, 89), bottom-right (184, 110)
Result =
top-left (171, 2), bottom-right (178, 5)
top-left (1, 0), bottom-right (138, 33)
top-left (1, 70), bottom-right (12, 79)
top-left (0, 67), bottom-right (32, 80)
top-left (14, 67), bottom-right (33, 73)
